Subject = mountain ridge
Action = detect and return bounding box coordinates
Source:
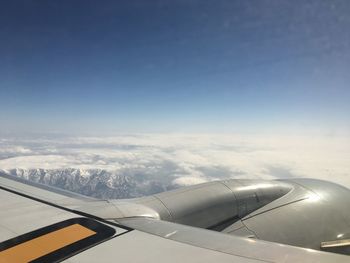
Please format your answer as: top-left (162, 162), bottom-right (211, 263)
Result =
top-left (0, 168), bottom-right (178, 199)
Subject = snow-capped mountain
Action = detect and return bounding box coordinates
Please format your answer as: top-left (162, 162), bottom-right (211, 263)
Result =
top-left (0, 168), bottom-right (178, 199)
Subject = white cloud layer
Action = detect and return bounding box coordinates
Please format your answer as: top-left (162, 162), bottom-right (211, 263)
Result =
top-left (0, 133), bottom-right (349, 188)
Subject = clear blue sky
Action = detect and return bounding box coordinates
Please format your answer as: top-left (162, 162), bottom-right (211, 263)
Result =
top-left (1, 0), bottom-right (349, 134)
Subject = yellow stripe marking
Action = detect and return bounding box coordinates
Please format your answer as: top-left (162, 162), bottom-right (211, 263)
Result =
top-left (0, 224), bottom-right (96, 263)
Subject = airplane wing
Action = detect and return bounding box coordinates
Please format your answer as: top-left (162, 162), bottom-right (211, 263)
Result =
top-left (0, 174), bottom-right (349, 262)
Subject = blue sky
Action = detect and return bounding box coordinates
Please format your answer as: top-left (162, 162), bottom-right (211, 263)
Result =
top-left (1, 0), bottom-right (350, 134)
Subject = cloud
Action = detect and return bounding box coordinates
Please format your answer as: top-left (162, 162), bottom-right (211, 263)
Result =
top-left (0, 146), bottom-right (32, 156)
top-left (0, 134), bottom-right (349, 191)
top-left (172, 176), bottom-right (209, 186)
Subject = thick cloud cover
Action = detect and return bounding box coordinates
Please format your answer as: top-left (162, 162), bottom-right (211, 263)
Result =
top-left (0, 134), bottom-right (349, 197)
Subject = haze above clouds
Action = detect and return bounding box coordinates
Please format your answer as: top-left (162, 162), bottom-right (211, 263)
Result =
top-left (1, 134), bottom-right (349, 191)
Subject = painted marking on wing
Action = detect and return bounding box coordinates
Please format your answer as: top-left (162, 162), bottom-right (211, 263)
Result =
top-left (165, 230), bottom-right (177, 238)
top-left (0, 224), bottom-right (95, 262)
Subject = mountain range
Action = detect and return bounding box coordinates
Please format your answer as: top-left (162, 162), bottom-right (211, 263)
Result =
top-left (0, 168), bottom-right (179, 199)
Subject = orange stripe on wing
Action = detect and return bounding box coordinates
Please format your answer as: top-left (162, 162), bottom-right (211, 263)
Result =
top-left (0, 224), bottom-right (95, 263)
